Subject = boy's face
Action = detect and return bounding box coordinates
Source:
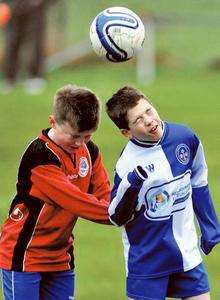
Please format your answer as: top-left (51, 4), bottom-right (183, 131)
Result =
top-left (49, 116), bottom-right (95, 153)
top-left (122, 98), bottom-right (163, 141)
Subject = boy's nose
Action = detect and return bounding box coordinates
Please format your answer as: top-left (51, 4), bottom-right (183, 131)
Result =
top-left (143, 115), bottom-right (153, 126)
top-left (75, 137), bottom-right (87, 147)
top-left (74, 139), bottom-right (83, 147)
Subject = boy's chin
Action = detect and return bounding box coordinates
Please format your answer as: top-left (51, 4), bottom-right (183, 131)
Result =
top-left (63, 145), bottom-right (79, 153)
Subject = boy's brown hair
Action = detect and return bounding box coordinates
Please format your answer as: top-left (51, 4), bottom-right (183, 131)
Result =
top-left (106, 86), bottom-right (150, 130)
top-left (53, 84), bottom-right (100, 132)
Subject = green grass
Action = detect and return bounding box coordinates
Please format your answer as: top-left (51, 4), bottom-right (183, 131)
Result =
top-left (1, 1), bottom-right (220, 298)
top-left (0, 62), bottom-right (220, 299)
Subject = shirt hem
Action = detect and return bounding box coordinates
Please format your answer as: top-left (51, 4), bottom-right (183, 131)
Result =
top-left (0, 263), bottom-right (73, 272)
top-left (127, 261), bottom-right (202, 279)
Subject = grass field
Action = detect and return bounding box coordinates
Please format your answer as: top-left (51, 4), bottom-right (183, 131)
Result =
top-left (0, 62), bottom-right (220, 299)
top-left (0, 1), bottom-right (220, 299)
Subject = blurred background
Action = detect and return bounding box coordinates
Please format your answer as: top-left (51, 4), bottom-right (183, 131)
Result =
top-left (0, 0), bottom-right (220, 299)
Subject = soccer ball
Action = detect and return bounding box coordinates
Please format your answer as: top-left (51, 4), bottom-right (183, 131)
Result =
top-left (89, 7), bottom-right (145, 63)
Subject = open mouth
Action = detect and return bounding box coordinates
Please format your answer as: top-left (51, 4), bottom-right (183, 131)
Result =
top-left (150, 125), bottom-right (158, 134)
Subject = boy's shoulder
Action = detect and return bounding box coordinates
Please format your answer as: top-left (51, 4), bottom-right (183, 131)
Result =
top-left (166, 121), bottom-right (195, 136)
top-left (21, 133), bottom-right (61, 168)
top-left (165, 121), bottom-right (199, 144)
top-left (114, 141), bottom-right (137, 176)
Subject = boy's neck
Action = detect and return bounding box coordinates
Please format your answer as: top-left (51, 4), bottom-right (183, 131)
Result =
top-left (48, 128), bottom-right (56, 143)
top-left (132, 137), bottom-right (158, 147)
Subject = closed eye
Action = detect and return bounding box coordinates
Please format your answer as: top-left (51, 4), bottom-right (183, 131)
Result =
top-left (133, 116), bottom-right (142, 125)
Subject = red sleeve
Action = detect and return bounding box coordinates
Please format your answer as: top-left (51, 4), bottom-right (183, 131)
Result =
top-left (89, 152), bottom-right (111, 203)
top-left (31, 164), bottom-right (110, 224)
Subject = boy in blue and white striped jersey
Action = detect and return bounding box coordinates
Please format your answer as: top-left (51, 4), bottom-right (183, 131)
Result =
top-left (106, 86), bottom-right (220, 300)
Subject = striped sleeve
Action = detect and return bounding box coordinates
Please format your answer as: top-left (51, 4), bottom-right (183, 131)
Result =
top-left (191, 137), bottom-right (220, 254)
top-left (108, 171), bottom-right (144, 226)
top-left (31, 164), bottom-right (110, 224)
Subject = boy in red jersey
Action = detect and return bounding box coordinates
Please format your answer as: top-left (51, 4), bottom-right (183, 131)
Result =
top-left (0, 84), bottom-right (111, 299)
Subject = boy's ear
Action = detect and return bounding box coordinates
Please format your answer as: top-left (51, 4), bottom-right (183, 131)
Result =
top-left (49, 115), bottom-right (56, 128)
top-left (121, 129), bottom-right (132, 138)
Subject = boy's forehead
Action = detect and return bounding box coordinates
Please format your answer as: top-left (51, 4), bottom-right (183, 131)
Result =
top-left (62, 121), bottom-right (96, 135)
top-left (127, 98), bottom-right (152, 118)
top-left (61, 121), bottom-right (78, 132)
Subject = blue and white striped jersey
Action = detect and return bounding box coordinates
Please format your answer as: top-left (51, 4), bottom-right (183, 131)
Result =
top-left (109, 122), bottom-right (220, 278)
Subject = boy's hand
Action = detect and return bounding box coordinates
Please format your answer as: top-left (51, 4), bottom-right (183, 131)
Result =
top-left (127, 166), bottom-right (148, 211)
top-left (127, 166), bottom-right (148, 188)
top-left (200, 237), bottom-right (218, 255)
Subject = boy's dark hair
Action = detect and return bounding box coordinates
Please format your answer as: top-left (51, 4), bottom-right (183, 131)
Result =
top-left (106, 86), bottom-right (150, 130)
top-left (53, 84), bottom-right (100, 132)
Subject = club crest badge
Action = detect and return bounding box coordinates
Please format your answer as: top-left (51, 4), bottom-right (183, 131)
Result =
top-left (79, 157), bottom-right (89, 177)
top-left (175, 144), bottom-right (190, 165)
top-left (10, 207), bottom-right (24, 221)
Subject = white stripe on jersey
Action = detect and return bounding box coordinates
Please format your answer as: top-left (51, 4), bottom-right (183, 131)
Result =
top-left (172, 201), bottom-right (202, 271)
top-left (191, 142), bottom-right (208, 188)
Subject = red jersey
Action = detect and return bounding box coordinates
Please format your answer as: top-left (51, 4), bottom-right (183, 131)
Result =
top-left (0, 129), bottom-right (111, 272)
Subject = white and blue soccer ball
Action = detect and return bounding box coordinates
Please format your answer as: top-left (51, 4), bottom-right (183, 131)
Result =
top-left (89, 7), bottom-right (145, 62)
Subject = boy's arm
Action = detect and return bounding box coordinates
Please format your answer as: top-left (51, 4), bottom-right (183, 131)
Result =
top-left (31, 164), bottom-right (110, 224)
top-left (191, 139), bottom-right (220, 254)
top-left (109, 166), bottom-right (148, 226)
